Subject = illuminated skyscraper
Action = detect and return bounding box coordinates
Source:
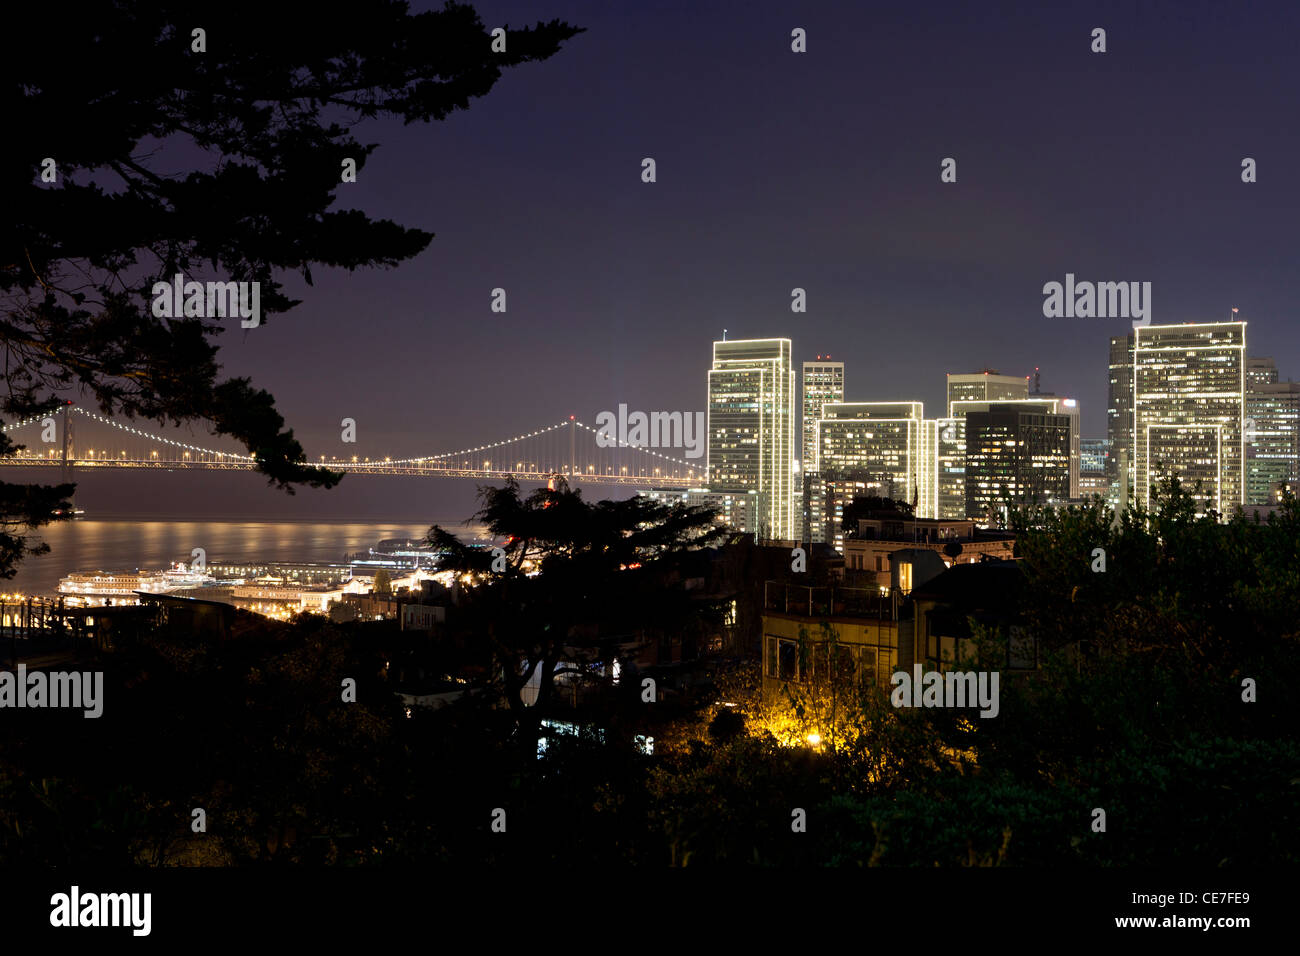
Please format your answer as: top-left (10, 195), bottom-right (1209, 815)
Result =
top-left (801, 357), bottom-right (845, 473)
top-left (1246, 356), bottom-right (1279, 388)
top-left (707, 338), bottom-right (796, 540)
top-left (1133, 321), bottom-right (1246, 516)
top-left (939, 371), bottom-right (1031, 520)
top-left (1245, 359), bottom-right (1300, 505)
top-left (950, 396), bottom-right (1079, 501)
top-left (1027, 377), bottom-right (1082, 499)
top-left (936, 417), bottom-right (965, 518)
top-left (816, 402), bottom-right (938, 523)
top-left (965, 405), bottom-right (1072, 521)
top-left (800, 358), bottom-right (845, 542)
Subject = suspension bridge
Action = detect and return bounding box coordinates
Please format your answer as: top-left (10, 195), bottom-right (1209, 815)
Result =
top-left (0, 406), bottom-right (703, 487)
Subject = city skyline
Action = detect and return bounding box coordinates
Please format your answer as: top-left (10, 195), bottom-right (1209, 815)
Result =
top-left (7, 319), bottom-right (1294, 506)
top-left (38, 0), bottom-right (1292, 514)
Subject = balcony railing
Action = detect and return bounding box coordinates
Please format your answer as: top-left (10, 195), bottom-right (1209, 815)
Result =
top-left (763, 582), bottom-right (896, 620)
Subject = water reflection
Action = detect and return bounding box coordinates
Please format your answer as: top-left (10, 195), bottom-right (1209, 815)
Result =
top-left (11, 519), bottom-right (484, 596)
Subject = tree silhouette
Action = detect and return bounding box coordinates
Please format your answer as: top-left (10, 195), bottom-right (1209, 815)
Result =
top-left (1, 0), bottom-right (584, 574)
top-left (428, 478), bottom-right (728, 749)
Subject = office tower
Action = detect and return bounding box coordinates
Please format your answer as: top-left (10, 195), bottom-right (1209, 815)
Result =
top-left (1245, 358), bottom-right (1289, 505)
top-left (941, 372), bottom-right (1030, 520)
top-left (937, 417), bottom-right (965, 518)
top-left (1108, 334), bottom-right (1134, 486)
top-left (950, 396), bottom-right (1079, 500)
top-left (1133, 321), bottom-right (1246, 516)
top-left (965, 405), bottom-right (1072, 521)
top-left (708, 338), bottom-right (796, 540)
top-left (801, 357), bottom-right (845, 541)
top-left (1080, 438), bottom-right (1112, 499)
top-left (1246, 356), bottom-right (1279, 388)
top-left (801, 357), bottom-right (845, 473)
top-left (946, 370), bottom-right (1029, 417)
top-left (916, 419), bottom-right (939, 521)
top-left (1246, 371), bottom-right (1300, 505)
top-left (1026, 369), bottom-right (1081, 499)
top-left (816, 402), bottom-right (938, 523)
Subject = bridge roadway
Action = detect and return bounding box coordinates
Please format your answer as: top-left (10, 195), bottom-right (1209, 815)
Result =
top-left (0, 456), bottom-right (698, 486)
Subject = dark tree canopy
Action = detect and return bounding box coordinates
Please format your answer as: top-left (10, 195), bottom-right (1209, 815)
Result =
top-left (0, 1), bottom-right (582, 573)
top-left (429, 478), bottom-right (729, 741)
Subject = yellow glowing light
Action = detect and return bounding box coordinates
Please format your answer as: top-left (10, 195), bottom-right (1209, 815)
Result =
top-left (806, 732), bottom-right (821, 747)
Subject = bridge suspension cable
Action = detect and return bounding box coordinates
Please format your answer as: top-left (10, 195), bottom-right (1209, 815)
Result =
top-left (0, 408), bottom-right (704, 486)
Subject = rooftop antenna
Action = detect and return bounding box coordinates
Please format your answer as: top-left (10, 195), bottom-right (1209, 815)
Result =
top-left (722, 328), bottom-right (727, 341)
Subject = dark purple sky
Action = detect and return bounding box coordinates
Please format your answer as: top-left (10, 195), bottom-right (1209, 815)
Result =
top-left (34, 0), bottom-right (1300, 518)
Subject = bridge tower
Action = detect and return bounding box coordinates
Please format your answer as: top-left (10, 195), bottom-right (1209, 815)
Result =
top-left (60, 403), bottom-right (75, 509)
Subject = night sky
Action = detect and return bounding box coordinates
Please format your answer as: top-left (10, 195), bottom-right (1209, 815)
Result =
top-left (31, 0), bottom-right (1300, 517)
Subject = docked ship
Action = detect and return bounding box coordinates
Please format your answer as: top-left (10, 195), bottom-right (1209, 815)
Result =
top-left (58, 561), bottom-right (216, 604)
top-left (346, 537), bottom-right (440, 572)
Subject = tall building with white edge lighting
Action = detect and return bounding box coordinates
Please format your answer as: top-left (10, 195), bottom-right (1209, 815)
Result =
top-left (1133, 321), bottom-right (1246, 516)
top-left (708, 338), bottom-right (796, 540)
top-left (801, 357), bottom-right (845, 473)
top-left (801, 357), bottom-right (845, 541)
top-left (815, 402), bottom-right (939, 523)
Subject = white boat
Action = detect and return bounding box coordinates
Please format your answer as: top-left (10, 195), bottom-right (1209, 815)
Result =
top-left (156, 562), bottom-right (217, 589)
